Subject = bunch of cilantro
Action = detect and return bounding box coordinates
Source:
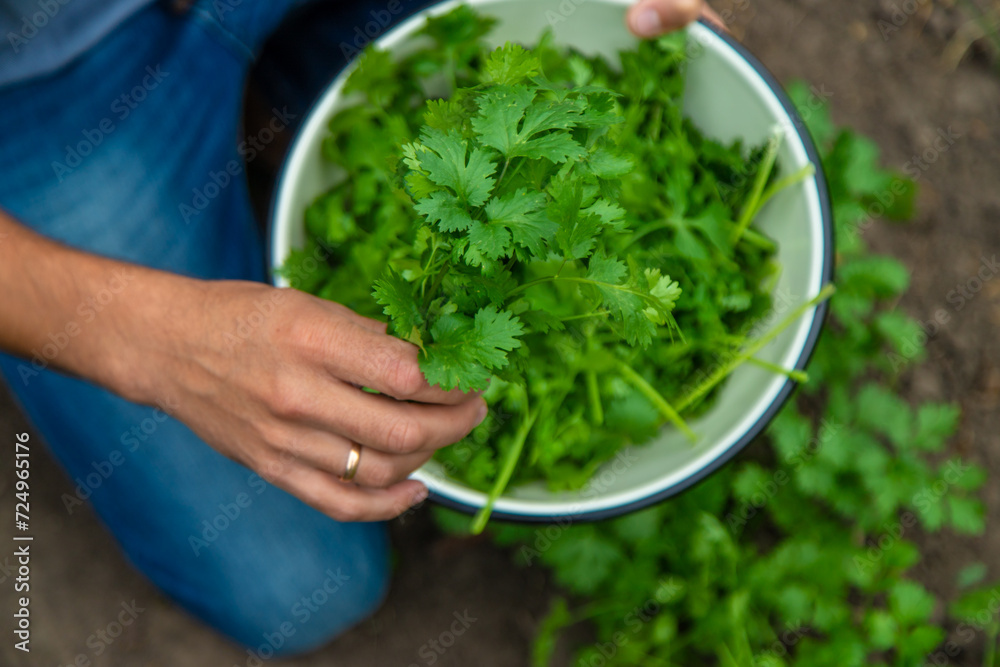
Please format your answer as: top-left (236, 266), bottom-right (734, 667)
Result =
top-left (282, 7), bottom-right (816, 531)
top-left (436, 85), bottom-right (994, 667)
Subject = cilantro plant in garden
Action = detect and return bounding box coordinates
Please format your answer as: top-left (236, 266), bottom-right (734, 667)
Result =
top-left (283, 7), bottom-right (824, 531)
top-left (430, 85), bottom-right (997, 667)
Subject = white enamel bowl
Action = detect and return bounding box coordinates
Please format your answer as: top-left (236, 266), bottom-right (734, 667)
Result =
top-left (270, 0), bottom-right (834, 522)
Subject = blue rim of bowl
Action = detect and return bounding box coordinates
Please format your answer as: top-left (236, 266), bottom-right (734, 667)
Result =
top-left (268, 13), bottom-right (835, 525)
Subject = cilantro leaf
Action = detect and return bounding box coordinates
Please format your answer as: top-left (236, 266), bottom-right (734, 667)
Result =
top-left (420, 313), bottom-right (491, 392)
top-left (472, 85), bottom-right (586, 162)
top-left (585, 253), bottom-right (658, 347)
top-left (484, 188), bottom-right (556, 256)
top-left (372, 269), bottom-right (424, 345)
top-left (913, 403), bottom-right (960, 451)
top-left (481, 43), bottom-right (541, 85)
top-left (419, 306), bottom-right (524, 391)
top-left (408, 129), bottom-right (498, 206)
top-left (471, 305), bottom-right (525, 369)
top-left (414, 191), bottom-right (475, 232)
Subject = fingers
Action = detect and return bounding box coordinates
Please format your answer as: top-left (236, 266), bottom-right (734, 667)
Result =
top-left (287, 428), bottom-right (434, 489)
top-left (699, 4), bottom-right (728, 32)
top-left (293, 377), bottom-right (487, 455)
top-left (628, 0), bottom-right (703, 37)
top-left (318, 317), bottom-right (477, 406)
top-left (275, 458), bottom-right (428, 522)
top-left (319, 300), bottom-right (388, 335)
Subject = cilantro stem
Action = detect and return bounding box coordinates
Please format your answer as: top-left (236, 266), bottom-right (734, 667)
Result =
top-left (676, 284), bottom-right (835, 412)
top-left (983, 623), bottom-right (998, 667)
top-left (497, 158), bottom-right (511, 188)
top-left (508, 276), bottom-right (662, 309)
top-left (754, 163), bottom-right (815, 217)
top-left (617, 362), bottom-right (697, 442)
top-left (423, 263), bottom-right (449, 308)
top-left (623, 220), bottom-right (672, 250)
top-left (745, 356), bottom-right (810, 383)
top-left (730, 132), bottom-right (782, 245)
top-left (420, 237), bottom-right (441, 300)
top-left (444, 47), bottom-right (458, 93)
top-left (740, 227), bottom-right (778, 252)
top-left (585, 371), bottom-right (604, 426)
top-left (471, 404), bottom-right (539, 535)
top-left (506, 275), bottom-right (559, 296)
top-left (560, 310), bottom-right (609, 322)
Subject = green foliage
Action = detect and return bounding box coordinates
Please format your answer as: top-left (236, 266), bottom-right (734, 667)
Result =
top-left (286, 7), bottom-right (992, 663)
top-left (287, 8), bottom-right (831, 530)
top-left (460, 79), bottom-right (987, 666)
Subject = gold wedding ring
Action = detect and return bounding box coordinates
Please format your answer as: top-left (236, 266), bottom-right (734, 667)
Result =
top-left (340, 443), bottom-right (362, 482)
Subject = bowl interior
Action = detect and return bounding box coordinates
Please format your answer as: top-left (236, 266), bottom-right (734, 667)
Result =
top-left (271, 0), bottom-right (829, 520)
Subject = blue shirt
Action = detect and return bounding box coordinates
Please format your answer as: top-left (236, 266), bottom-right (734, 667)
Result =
top-left (1, 0), bottom-right (154, 87)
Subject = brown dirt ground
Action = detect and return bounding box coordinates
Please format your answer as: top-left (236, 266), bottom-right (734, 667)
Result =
top-left (2, 0), bottom-right (999, 665)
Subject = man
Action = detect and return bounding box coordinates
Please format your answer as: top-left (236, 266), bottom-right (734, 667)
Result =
top-left (0, 0), bottom-right (710, 656)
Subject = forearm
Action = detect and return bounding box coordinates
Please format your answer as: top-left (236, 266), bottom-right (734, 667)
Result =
top-left (0, 208), bottom-right (200, 402)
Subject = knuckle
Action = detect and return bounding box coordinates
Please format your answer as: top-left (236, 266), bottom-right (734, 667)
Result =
top-left (364, 462), bottom-right (397, 490)
top-left (384, 416), bottom-right (425, 453)
top-left (378, 348), bottom-right (424, 399)
top-left (253, 450), bottom-right (289, 484)
top-left (331, 497), bottom-right (365, 523)
top-left (270, 391), bottom-right (303, 421)
top-left (284, 308), bottom-right (333, 356)
top-left (266, 376), bottom-right (307, 420)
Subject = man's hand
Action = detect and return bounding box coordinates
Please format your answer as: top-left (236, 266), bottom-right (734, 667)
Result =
top-left (0, 212), bottom-right (485, 523)
top-left (627, 0), bottom-right (724, 38)
top-left (120, 280), bottom-right (488, 523)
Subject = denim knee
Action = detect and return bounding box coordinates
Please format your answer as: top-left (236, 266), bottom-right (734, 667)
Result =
top-left (198, 519), bottom-right (391, 661)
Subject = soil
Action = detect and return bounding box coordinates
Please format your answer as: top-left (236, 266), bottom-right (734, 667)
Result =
top-left (2, 0), bottom-right (998, 665)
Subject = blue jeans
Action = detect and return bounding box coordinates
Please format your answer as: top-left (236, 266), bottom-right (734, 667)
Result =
top-left (0, 0), bottom-right (399, 656)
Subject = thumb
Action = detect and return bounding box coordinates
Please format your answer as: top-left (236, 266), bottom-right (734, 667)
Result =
top-left (627, 0), bottom-right (703, 38)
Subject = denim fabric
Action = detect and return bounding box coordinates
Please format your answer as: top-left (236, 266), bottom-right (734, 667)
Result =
top-left (0, 0), bottom-right (398, 655)
top-left (0, 0), bottom-right (153, 87)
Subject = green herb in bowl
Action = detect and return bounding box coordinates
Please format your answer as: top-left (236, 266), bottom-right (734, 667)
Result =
top-left (280, 6), bottom-right (828, 532)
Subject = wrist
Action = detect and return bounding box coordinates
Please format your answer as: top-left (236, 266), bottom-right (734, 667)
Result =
top-left (100, 270), bottom-right (210, 407)
top-left (58, 260), bottom-right (206, 407)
